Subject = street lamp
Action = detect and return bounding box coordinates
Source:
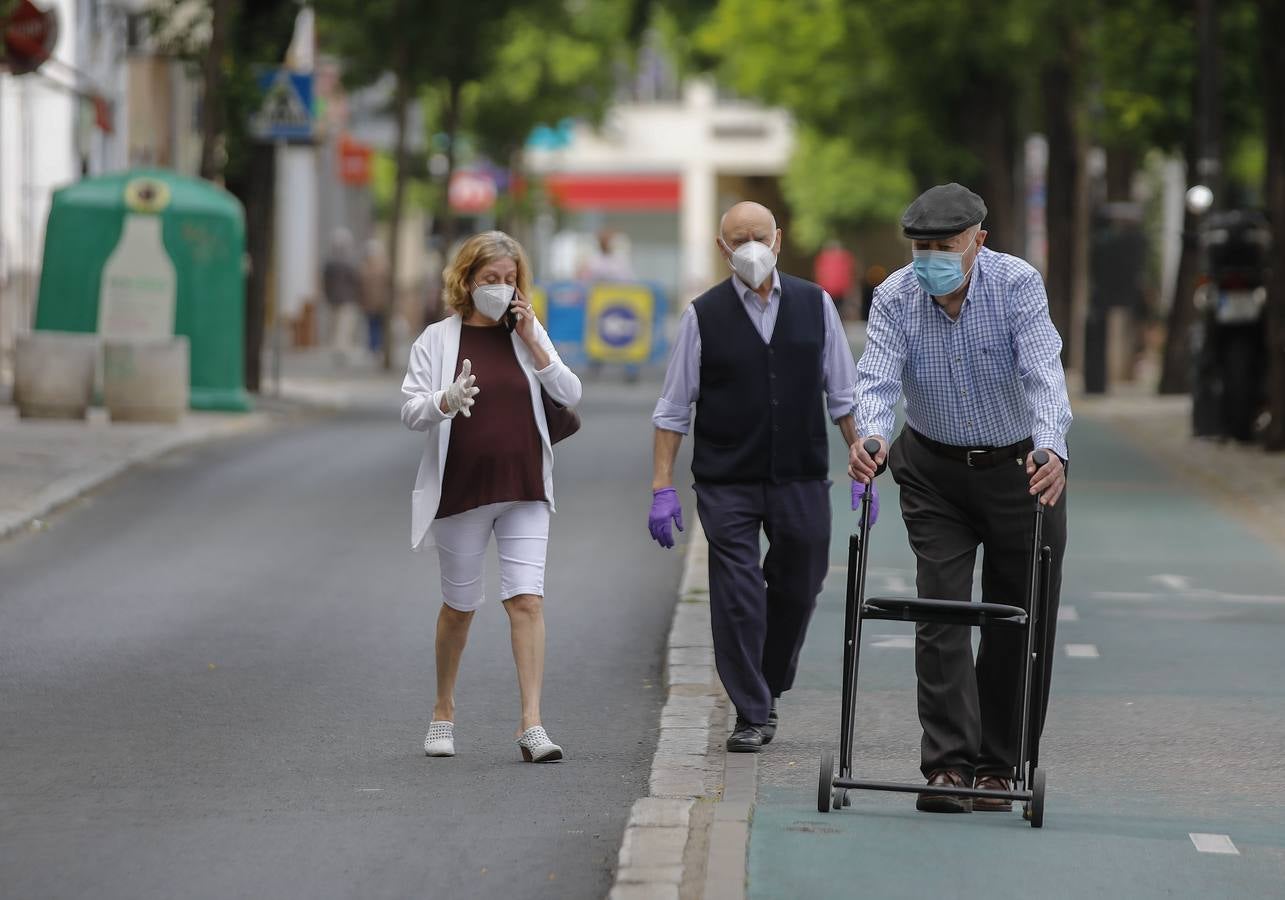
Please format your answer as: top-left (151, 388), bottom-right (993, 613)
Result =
top-left (1186, 184), bottom-right (1214, 216)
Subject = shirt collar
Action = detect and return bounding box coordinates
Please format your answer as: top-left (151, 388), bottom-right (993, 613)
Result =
top-left (731, 268), bottom-right (781, 307)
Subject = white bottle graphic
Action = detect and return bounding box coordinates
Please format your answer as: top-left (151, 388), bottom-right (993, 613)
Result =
top-left (97, 213), bottom-right (177, 340)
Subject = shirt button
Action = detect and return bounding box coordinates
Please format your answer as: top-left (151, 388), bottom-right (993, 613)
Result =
top-left (955, 356), bottom-right (961, 363)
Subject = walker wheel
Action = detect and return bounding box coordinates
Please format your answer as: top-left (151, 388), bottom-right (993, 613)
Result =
top-left (1026, 767), bottom-right (1046, 828)
top-left (818, 751), bottom-right (834, 813)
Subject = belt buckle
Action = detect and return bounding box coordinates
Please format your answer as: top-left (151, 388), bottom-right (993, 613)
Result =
top-left (966, 449), bottom-right (985, 468)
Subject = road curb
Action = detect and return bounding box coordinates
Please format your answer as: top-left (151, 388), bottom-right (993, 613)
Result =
top-left (608, 522), bottom-right (737, 899)
top-left (0, 412), bottom-right (272, 542)
top-left (609, 523), bottom-right (759, 900)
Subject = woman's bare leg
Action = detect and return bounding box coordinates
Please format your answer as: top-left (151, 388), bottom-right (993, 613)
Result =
top-left (502, 594), bottom-right (545, 733)
top-left (433, 603), bottom-right (475, 722)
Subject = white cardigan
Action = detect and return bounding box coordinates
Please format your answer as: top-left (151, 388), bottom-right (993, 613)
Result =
top-left (400, 314), bottom-right (583, 550)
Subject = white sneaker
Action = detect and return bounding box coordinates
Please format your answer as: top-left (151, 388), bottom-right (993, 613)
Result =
top-left (424, 720), bottom-right (455, 757)
top-left (516, 725), bottom-right (563, 763)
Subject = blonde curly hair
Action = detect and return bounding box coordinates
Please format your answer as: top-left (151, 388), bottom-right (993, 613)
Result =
top-left (442, 231), bottom-right (534, 318)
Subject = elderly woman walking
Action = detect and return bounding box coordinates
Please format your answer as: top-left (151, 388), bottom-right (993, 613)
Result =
top-left (400, 231), bottom-right (582, 762)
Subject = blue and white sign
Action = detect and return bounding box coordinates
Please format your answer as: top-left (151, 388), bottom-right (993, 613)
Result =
top-left (597, 305), bottom-right (640, 348)
top-left (250, 69), bottom-right (314, 142)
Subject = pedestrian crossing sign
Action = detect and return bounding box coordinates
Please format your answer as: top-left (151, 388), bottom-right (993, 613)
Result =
top-left (250, 69), bottom-right (314, 142)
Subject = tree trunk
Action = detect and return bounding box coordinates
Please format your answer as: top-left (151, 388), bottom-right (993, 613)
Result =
top-left (383, 48), bottom-right (413, 371)
top-left (1105, 145), bottom-right (1138, 203)
top-left (198, 0), bottom-right (234, 181)
top-left (1042, 58), bottom-right (1077, 360)
top-left (228, 143), bottom-right (275, 392)
top-left (1158, 150), bottom-right (1203, 395)
top-left (1262, 0), bottom-right (1285, 450)
top-left (441, 78), bottom-right (463, 243)
top-left (961, 75), bottom-right (1018, 255)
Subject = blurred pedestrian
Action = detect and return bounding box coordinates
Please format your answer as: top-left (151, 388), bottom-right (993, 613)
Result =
top-left (360, 238), bottom-right (390, 355)
top-left (322, 228), bottom-right (362, 362)
top-left (849, 183), bottom-right (1071, 813)
top-left (861, 263), bottom-right (888, 320)
top-left (400, 230), bottom-right (582, 764)
top-left (649, 201), bottom-right (864, 753)
top-left (813, 239), bottom-right (855, 314)
top-left (579, 228), bottom-right (635, 281)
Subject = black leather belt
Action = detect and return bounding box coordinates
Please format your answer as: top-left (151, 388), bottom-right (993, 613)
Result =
top-left (910, 428), bottom-right (1033, 470)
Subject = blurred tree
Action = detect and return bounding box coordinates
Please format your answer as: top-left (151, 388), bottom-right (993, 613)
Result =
top-left (1260, 0), bottom-right (1285, 450)
top-left (148, 0), bottom-right (300, 393)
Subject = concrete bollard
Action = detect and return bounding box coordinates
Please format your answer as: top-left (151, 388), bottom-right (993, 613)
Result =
top-left (103, 336), bottom-right (190, 423)
top-left (14, 331), bottom-right (98, 419)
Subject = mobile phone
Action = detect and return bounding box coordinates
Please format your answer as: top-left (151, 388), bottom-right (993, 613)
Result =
top-left (503, 290), bottom-right (518, 332)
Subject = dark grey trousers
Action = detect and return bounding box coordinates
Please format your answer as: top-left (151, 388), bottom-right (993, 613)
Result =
top-left (890, 429), bottom-right (1067, 780)
top-left (694, 480), bottom-right (831, 726)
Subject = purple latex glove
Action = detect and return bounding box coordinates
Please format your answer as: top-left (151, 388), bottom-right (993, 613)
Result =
top-left (649, 487), bottom-right (684, 549)
top-left (851, 480), bottom-right (879, 526)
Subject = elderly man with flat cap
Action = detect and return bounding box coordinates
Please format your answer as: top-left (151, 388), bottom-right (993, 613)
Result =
top-left (649, 201), bottom-right (864, 753)
top-left (850, 183), bottom-right (1071, 813)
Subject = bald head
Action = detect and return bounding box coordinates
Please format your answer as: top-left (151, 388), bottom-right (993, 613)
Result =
top-left (719, 201), bottom-right (778, 246)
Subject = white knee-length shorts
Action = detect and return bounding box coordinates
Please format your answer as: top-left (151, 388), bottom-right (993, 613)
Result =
top-left (430, 501), bottom-right (550, 612)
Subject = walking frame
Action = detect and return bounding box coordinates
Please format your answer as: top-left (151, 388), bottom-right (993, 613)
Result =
top-left (817, 439), bottom-right (1055, 828)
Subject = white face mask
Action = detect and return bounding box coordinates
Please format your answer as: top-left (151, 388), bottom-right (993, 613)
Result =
top-left (721, 237), bottom-right (777, 289)
top-left (472, 283), bottom-right (515, 321)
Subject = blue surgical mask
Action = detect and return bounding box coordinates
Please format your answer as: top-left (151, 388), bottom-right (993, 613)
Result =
top-left (911, 249), bottom-right (973, 297)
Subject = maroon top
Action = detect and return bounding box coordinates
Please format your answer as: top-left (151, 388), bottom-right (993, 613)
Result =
top-left (436, 323), bottom-right (545, 518)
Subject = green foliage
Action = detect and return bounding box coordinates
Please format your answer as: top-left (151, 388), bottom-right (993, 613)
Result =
top-left (782, 129), bottom-right (914, 251)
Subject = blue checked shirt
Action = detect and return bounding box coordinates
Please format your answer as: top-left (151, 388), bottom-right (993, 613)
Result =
top-left (855, 247), bottom-right (1072, 459)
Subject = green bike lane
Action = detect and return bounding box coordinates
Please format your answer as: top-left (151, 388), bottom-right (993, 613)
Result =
top-left (746, 416), bottom-right (1285, 898)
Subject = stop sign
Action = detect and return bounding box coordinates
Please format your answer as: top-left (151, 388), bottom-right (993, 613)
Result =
top-left (3, 0), bottom-right (57, 75)
top-left (448, 171), bottom-right (497, 214)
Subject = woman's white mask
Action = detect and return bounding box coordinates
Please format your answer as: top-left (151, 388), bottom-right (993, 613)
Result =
top-left (472, 283), bottom-right (515, 321)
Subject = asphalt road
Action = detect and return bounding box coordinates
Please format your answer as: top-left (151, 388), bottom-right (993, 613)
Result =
top-left (0, 379), bottom-right (690, 900)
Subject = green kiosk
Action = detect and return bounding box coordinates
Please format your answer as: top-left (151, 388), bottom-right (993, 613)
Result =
top-left (34, 169), bottom-right (252, 411)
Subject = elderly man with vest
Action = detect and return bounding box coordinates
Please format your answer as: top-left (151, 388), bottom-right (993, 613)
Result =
top-left (849, 183), bottom-right (1071, 813)
top-left (649, 201), bottom-right (863, 753)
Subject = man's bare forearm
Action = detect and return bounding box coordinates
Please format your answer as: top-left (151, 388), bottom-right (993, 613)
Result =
top-left (652, 428), bottom-right (684, 491)
top-left (837, 414), bottom-right (859, 448)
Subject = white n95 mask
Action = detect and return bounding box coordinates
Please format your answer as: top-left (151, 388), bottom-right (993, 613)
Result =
top-left (472, 283), bottom-right (515, 321)
top-left (722, 239), bottom-right (777, 289)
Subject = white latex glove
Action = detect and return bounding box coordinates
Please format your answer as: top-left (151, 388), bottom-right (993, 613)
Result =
top-left (440, 358), bottom-right (479, 417)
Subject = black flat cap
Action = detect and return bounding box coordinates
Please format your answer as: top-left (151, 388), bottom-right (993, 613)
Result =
top-left (901, 183), bottom-right (987, 240)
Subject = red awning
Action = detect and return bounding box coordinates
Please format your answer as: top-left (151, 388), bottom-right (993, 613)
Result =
top-left (544, 174), bottom-right (680, 211)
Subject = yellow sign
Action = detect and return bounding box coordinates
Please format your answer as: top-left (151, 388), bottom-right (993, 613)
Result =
top-left (585, 282), bottom-right (653, 364)
top-left (123, 178), bottom-right (172, 214)
top-left (528, 285), bottom-right (548, 326)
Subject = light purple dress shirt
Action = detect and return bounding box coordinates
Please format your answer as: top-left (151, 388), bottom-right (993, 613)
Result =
top-left (652, 270), bottom-right (859, 434)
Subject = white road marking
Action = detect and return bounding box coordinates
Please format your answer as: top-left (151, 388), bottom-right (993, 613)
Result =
top-left (1150, 574), bottom-right (1192, 592)
top-left (1057, 606), bottom-right (1079, 622)
top-left (871, 636), bottom-right (916, 649)
top-left (1092, 591), bottom-right (1285, 606)
top-left (1189, 833), bottom-right (1239, 855)
top-left (1064, 644), bottom-right (1099, 658)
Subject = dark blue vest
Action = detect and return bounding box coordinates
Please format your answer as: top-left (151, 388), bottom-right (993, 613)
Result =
top-left (691, 273), bottom-right (829, 484)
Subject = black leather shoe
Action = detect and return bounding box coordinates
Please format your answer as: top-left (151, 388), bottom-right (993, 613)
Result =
top-left (916, 769), bottom-right (973, 813)
top-left (726, 717), bottom-right (764, 753)
top-left (761, 701), bottom-right (779, 745)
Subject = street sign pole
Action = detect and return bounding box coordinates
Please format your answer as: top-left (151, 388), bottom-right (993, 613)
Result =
top-left (273, 137), bottom-right (285, 398)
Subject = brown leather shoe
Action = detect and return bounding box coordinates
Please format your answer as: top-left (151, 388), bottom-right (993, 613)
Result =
top-left (973, 773), bottom-right (1013, 811)
top-left (916, 769), bottom-right (972, 813)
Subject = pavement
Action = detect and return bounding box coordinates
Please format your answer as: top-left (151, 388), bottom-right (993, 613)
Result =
top-left (738, 399), bottom-right (1285, 899)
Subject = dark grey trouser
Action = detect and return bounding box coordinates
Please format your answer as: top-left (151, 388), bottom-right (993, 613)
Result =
top-left (694, 480), bottom-right (831, 726)
top-left (890, 429), bottom-right (1067, 781)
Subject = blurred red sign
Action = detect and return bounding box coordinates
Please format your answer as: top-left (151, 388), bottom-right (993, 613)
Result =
top-left (449, 170), bottom-right (497, 213)
top-left (3, 0), bottom-right (57, 75)
top-left (337, 134), bottom-right (372, 186)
